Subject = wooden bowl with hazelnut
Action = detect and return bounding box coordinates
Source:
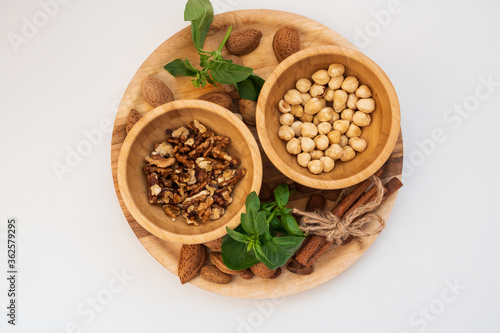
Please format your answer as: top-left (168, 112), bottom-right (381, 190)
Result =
top-left (256, 45), bottom-right (400, 189)
top-left (117, 100), bottom-right (262, 244)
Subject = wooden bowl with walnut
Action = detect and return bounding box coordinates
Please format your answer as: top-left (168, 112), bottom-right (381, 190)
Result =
top-left (117, 100), bottom-right (262, 244)
top-left (256, 45), bottom-right (400, 189)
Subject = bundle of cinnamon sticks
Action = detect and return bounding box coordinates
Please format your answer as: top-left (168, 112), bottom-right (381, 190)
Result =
top-left (290, 170), bottom-right (403, 271)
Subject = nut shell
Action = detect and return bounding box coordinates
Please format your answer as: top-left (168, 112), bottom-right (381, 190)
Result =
top-left (250, 262), bottom-right (277, 278)
top-left (142, 75), bottom-right (174, 108)
top-left (273, 27), bottom-right (300, 62)
top-left (203, 237), bottom-right (223, 251)
top-left (126, 109), bottom-right (142, 134)
top-left (177, 244), bottom-right (207, 284)
top-left (239, 99), bottom-right (257, 125)
top-left (200, 265), bottom-right (232, 284)
top-left (200, 92), bottom-right (234, 111)
top-left (210, 252), bottom-right (246, 275)
top-left (226, 29), bottom-right (263, 55)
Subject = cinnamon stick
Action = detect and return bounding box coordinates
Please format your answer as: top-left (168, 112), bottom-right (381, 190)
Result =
top-left (302, 176), bottom-right (403, 267)
top-left (295, 170), bottom-right (383, 266)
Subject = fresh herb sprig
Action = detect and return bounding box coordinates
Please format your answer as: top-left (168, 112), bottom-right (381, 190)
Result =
top-left (221, 184), bottom-right (306, 270)
top-left (164, 0), bottom-right (264, 101)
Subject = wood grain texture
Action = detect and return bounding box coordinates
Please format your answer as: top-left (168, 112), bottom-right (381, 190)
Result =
top-left (256, 46), bottom-right (401, 189)
top-left (111, 9), bottom-right (403, 298)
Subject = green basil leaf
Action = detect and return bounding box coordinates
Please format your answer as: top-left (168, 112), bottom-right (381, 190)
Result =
top-left (274, 183), bottom-right (289, 209)
top-left (225, 226), bottom-right (250, 243)
top-left (245, 191), bottom-right (260, 213)
top-left (184, 0), bottom-right (214, 50)
top-left (221, 236), bottom-right (259, 270)
top-left (236, 74), bottom-right (265, 101)
top-left (269, 216), bottom-right (283, 230)
top-left (280, 214), bottom-right (304, 237)
top-left (254, 242), bottom-right (274, 268)
top-left (209, 59), bottom-right (253, 84)
top-left (260, 236), bottom-right (305, 270)
top-left (260, 202), bottom-right (277, 212)
top-left (164, 58), bottom-right (198, 77)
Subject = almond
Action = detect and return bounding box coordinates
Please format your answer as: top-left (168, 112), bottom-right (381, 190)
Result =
top-left (203, 237), bottom-right (223, 251)
top-left (142, 75), bottom-right (174, 108)
top-left (226, 29), bottom-right (263, 56)
top-left (210, 252), bottom-right (245, 275)
top-left (306, 194), bottom-right (326, 212)
top-left (250, 262), bottom-right (276, 279)
top-left (200, 92), bottom-right (233, 111)
top-left (239, 99), bottom-right (257, 125)
top-left (177, 244), bottom-right (207, 284)
top-left (240, 268), bottom-right (254, 280)
top-left (273, 27), bottom-right (300, 63)
top-left (126, 109), bottom-right (142, 134)
top-left (200, 265), bottom-right (232, 284)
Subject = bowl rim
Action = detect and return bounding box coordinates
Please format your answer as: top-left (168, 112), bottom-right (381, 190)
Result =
top-left (256, 45), bottom-right (401, 189)
top-left (117, 99), bottom-right (263, 244)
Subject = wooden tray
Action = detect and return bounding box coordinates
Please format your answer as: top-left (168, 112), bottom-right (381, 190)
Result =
top-left (111, 9), bottom-right (403, 299)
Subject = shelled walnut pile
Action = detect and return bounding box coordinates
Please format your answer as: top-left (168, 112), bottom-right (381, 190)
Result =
top-left (143, 120), bottom-right (246, 225)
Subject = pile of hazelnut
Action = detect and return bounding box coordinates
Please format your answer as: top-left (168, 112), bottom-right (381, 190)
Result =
top-left (277, 63), bottom-right (376, 174)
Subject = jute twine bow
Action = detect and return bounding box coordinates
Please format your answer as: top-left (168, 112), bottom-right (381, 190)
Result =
top-left (292, 175), bottom-right (386, 246)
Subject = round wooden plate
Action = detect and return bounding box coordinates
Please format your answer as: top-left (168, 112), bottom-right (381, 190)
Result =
top-left (111, 9), bottom-right (403, 299)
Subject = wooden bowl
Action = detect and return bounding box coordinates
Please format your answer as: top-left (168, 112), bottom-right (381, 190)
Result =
top-left (117, 100), bottom-right (262, 244)
top-left (256, 45), bottom-right (400, 189)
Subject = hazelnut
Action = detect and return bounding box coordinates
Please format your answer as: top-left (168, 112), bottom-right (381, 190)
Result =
top-left (284, 89), bottom-right (303, 105)
top-left (300, 122), bottom-right (318, 138)
top-left (286, 138), bottom-right (301, 155)
top-left (356, 85), bottom-right (372, 98)
top-left (347, 93), bottom-right (359, 110)
top-left (341, 146), bottom-right (356, 162)
top-left (307, 160), bottom-right (323, 175)
top-left (341, 109), bottom-right (354, 122)
top-left (327, 130), bottom-right (341, 144)
top-left (280, 113), bottom-right (295, 126)
top-left (353, 111), bottom-right (371, 127)
top-left (317, 107), bottom-right (334, 122)
top-left (319, 98), bottom-right (327, 108)
top-left (327, 63), bottom-right (345, 77)
top-left (356, 98), bottom-right (376, 113)
top-left (324, 89), bottom-right (334, 102)
top-left (333, 119), bottom-right (350, 134)
top-left (290, 121), bottom-right (303, 137)
top-left (310, 150), bottom-right (324, 160)
top-left (301, 93), bottom-right (312, 106)
top-left (339, 135), bottom-right (349, 147)
top-left (290, 104), bottom-right (304, 117)
top-left (345, 123), bottom-right (362, 138)
top-left (300, 113), bottom-right (314, 123)
top-left (341, 76), bottom-right (359, 93)
top-left (333, 89), bottom-right (348, 112)
top-left (317, 122), bottom-right (332, 135)
top-left (304, 98), bottom-right (323, 115)
top-left (320, 156), bottom-right (335, 172)
top-left (296, 78), bottom-right (312, 93)
top-left (328, 76), bottom-right (344, 90)
top-left (300, 137), bottom-right (316, 153)
top-left (325, 144), bottom-right (343, 160)
top-left (314, 135), bottom-right (330, 151)
top-left (313, 115), bottom-right (320, 125)
top-left (297, 152), bottom-right (311, 167)
top-left (310, 83), bottom-right (326, 98)
top-left (278, 100), bottom-right (291, 113)
top-left (312, 69), bottom-right (331, 85)
top-left (278, 125), bottom-right (295, 141)
top-left (331, 111), bottom-right (340, 123)
top-left (349, 137), bottom-right (367, 152)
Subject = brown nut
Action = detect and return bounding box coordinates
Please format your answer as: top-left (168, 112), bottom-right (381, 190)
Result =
top-left (250, 262), bottom-right (277, 278)
top-left (287, 260), bottom-right (315, 275)
top-left (126, 109), bottom-right (142, 134)
top-left (306, 194), bottom-right (326, 211)
top-left (240, 268), bottom-right (254, 280)
top-left (142, 75), bottom-right (174, 108)
top-left (273, 27), bottom-right (300, 62)
top-left (268, 267), bottom-right (282, 279)
top-left (203, 237), bottom-right (223, 251)
top-left (226, 29), bottom-right (263, 55)
top-left (239, 99), bottom-right (257, 125)
top-left (200, 92), bottom-right (233, 111)
top-left (200, 265), bottom-right (232, 284)
top-left (177, 244), bottom-right (207, 284)
top-left (210, 252), bottom-right (245, 275)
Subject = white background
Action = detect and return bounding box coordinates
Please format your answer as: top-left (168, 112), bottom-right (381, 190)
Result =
top-left (1, 0), bottom-right (499, 332)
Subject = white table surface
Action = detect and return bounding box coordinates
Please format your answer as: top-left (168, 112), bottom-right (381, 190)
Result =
top-left (1, 0), bottom-right (499, 332)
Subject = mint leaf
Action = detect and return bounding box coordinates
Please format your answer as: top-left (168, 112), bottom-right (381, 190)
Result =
top-left (184, 0), bottom-right (214, 50)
